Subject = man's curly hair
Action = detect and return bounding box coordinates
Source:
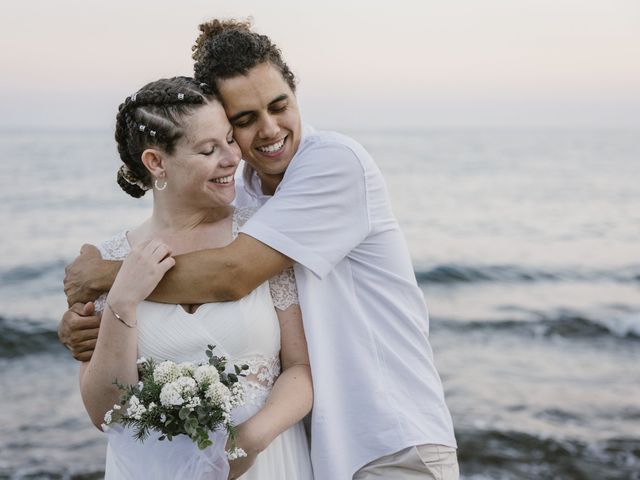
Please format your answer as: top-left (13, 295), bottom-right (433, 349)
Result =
top-left (192, 18), bottom-right (297, 93)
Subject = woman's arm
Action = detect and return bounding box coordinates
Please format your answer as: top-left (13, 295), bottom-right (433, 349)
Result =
top-left (242, 303), bottom-right (312, 450)
top-left (228, 302), bottom-right (312, 478)
top-left (79, 296), bottom-right (139, 429)
top-left (79, 240), bottom-right (175, 429)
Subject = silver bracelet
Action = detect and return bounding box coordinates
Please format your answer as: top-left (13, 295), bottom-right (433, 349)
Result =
top-left (106, 300), bottom-right (137, 328)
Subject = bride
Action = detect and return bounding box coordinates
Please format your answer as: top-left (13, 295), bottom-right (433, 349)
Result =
top-left (79, 76), bottom-right (314, 479)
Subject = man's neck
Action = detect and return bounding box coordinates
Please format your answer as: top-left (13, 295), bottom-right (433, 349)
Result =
top-left (258, 172), bottom-right (283, 196)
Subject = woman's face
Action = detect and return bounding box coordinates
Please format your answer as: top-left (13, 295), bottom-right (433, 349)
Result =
top-left (162, 101), bottom-right (241, 208)
top-left (217, 62), bottom-right (302, 181)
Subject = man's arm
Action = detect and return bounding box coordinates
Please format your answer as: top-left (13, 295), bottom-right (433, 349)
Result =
top-left (64, 244), bottom-right (120, 306)
top-left (148, 233), bottom-right (293, 303)
top-left (64, 234), bottom-right (293, 306)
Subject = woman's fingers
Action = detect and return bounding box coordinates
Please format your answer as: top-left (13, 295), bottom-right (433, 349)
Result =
top-left (158, 255), bottom-right (176, 274)
top-left (151, 243), bottom-right (172, 263)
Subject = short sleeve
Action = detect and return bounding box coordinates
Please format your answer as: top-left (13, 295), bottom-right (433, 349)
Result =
top-left (268, 267), bottom-right (299, 310)
top-left (232, 206), bottom-right (258, 237)
top-left (240, 138), bottom-right (371, 279)
top-left (94, 231), bottom-right (130, 314)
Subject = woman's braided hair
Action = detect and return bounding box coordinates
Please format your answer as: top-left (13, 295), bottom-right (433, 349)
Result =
top-left (191, 18), bottom-right (296, 93)
top-left (115, 76), bottom-right (216, 198)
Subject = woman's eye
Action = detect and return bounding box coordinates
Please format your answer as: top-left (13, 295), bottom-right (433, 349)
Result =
top-left (202, 147), bottom-right (216, 155)
top-left (227, 137), bottom-right (236, 145)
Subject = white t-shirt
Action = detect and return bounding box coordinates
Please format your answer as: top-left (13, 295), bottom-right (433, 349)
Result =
top-left (238, 128), bottom-right (457, 480)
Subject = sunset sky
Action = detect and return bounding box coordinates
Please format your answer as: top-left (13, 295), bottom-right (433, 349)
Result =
top-left (1, 0), bottom-right (639, 129)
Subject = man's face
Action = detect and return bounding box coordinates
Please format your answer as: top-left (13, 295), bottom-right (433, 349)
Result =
top-left (217, 62), bottom-right (302, 181)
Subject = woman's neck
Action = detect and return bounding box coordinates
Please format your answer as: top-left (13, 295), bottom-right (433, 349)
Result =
top-left (148, 197), bottom-right (233, 236)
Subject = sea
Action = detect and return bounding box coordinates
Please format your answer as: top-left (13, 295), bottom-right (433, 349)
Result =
top-left (0, 128), bottom-right (638, 479)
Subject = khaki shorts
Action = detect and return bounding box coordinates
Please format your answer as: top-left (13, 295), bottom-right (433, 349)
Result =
top-left (354, 444), bottom-right (459, 480)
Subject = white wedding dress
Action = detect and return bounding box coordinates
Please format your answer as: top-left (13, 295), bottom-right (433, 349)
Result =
top-left (93, 207), bottom-right (314, 480)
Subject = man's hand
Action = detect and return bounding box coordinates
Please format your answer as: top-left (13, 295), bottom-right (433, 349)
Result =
top-left (64, 244), bottom-right (106, 305)
top-left (58, 302), bottom-right (101, 362)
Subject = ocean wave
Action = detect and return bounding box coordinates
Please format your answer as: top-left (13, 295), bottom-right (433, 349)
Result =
top-left (415, 263), bottom-right (640, 285)
top-left (0, 316), bottom-right (64, 358)
top-left (436, 309), bottom-right (640, 340)
top-left (0, 259), bottom-right (66, 287)
top-left (458, 429), bottom-right (640, 480)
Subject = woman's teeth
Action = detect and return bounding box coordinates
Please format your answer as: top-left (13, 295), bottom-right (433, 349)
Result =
top-left (257, 138), bottom-right (285, 153)
top-left (211, 175), bottom-right (233, 184)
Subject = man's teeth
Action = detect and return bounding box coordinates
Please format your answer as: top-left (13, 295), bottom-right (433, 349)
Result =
top-left (211, 175), bottom-right (233, 184)
top-left (257, 138), bottom-right (285, 153)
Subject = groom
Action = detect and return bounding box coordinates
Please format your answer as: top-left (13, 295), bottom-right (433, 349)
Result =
top-left (60, 19), bottom-right (458, 479)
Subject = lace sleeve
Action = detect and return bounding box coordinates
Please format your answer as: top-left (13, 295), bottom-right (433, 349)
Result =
top-left (269, 267), bottom-right (299, 311)
top-left (232, 206), bottom-right (298, 309)
top-left (93, 231), bottom-right (130, 313)
top-left (231, 206), bottom-right (258, 238)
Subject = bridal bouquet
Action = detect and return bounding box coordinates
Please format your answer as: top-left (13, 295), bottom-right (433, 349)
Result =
top-left (103, 345), bottom-right (248, 458)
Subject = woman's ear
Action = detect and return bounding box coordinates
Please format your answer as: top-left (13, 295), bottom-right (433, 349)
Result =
top-left (141, 148), bottom-right (166, 179)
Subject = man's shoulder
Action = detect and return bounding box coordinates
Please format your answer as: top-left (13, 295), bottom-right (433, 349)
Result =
top-left (302, 130), bottom-right (365, 155)
top-left (295, 130), bottom-right (373, 174)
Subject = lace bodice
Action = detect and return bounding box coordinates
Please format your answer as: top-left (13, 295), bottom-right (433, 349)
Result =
top-left (95, 207), bottom-right (298, 403)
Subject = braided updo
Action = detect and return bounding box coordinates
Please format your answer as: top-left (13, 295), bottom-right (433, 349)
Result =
top-left (191, 18), bottom-right (296, 93)
top-left (115, 76), bottom-right (216, 198)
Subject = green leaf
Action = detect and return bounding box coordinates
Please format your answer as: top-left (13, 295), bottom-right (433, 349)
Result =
top-left (197, 438), bottom-right (213, 450)
top-left (179, 407), bottom-right (190, 420)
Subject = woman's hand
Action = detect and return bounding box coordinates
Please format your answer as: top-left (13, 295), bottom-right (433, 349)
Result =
top-left (107, 239), bottom-right (175, 310)
top-left (226, 422), bottom-right (263, 479)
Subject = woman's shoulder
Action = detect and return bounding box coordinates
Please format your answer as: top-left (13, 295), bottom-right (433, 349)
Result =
top-left (97, 230), bottom-right (131, 260)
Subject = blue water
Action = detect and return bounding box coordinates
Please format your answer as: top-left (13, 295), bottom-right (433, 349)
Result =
top-left (1, 128), bottom-right (639, 479)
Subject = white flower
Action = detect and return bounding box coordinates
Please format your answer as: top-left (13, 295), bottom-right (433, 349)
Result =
top-left (126, 395), bottom-right (147, 420)
top-left (176, 376), bottom-right (197, 399)
top-left (227, 447), bottom-right (247, 460)
top-left (137, 381), bottom-right (144, 390)
top-left (160, 382), bottom-right (184, 406)
top-left (104, 410), bottom-right (113, 425)
top-left (136, 357), bottom-right (147, 365)
top-left (229, 383), bottom-right (246, 407)
top-left (205, 382), bottom-right (231, 405)
top-left (186, 397), bottom-right (201, 409)
top-left (194, 365), bottom-right (220, 386)
top-left (159, 376), bottom-right (198, 407)
top-left (160, 413), bottom-right (167, 423)
top-left (177, 362), bottom-right (196, 376)
top-left (113, 404), bottom-right (122, 411)
top-left (153, 361), bottom-right (179, 384)
top-left (148, 402), bottom-right (157, 411)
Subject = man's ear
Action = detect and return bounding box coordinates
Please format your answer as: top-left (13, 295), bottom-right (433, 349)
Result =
top-left (141, 148), bottom-right (166, 179)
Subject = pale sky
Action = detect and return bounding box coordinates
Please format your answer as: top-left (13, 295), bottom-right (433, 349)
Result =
top-left (1, 0), bottom-right (639, 129)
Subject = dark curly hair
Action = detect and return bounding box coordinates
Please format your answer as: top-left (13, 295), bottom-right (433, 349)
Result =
top-left (114, 77), bottom-right (216, 198)
top-left (192, 18), bottom-right (296, 93)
